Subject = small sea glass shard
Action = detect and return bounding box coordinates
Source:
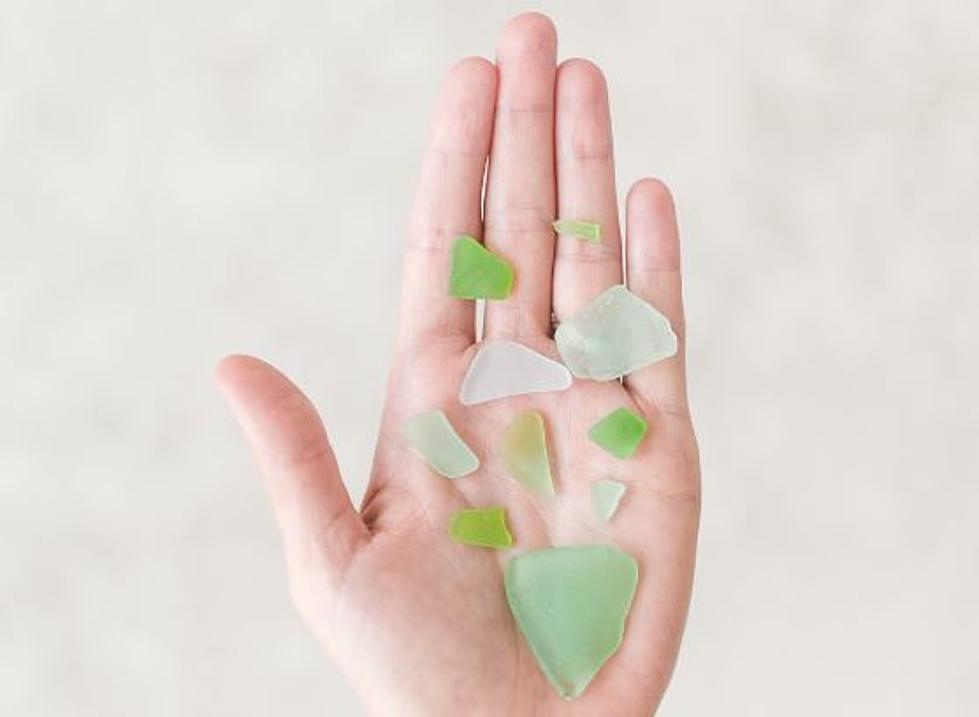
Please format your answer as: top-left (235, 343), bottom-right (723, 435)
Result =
top-left (449, 506), bottom-right (513, 548)
top-left (588, 408), bottom-right (648, 458)
top-left (449, 235), bottom-right (515, 299)
top-left (460, 340), bottom-right (572, 406)
top-left (501, 411), bottom-right (554, 495)
top-left (555, 284), bottom-right (677, 380)
top-left (552, 218), bottom-right (601, 244)
top-left (400, 409), bottom-right (479, 479)
top-left (591, 480), bottom-right (627, 523)
top-left (505, 545), bottom-right (639, 699)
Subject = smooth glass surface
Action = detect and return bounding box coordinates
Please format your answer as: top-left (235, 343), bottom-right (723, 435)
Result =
top-left (448, 235), bottom-right (514, 299)
top-left (591, 480), bottom-right (626, 523)
top-left (459, 340), bottom-right (572, 406)
top-left (400, 409), bottom-right (479, 479)
top-left (501, 410), bottom-right (554, 495)
top-left (588, 407), bottom-right (648, 458)
top-left (554, 284), bottom-right (677, 380)
top-left (448, 506), bottom-right (513, 548)
top-left (505, 545), bottom-right (639, 699)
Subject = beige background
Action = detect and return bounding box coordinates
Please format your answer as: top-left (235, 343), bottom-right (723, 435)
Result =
top-left (2, 0), bottom-right (977, 714)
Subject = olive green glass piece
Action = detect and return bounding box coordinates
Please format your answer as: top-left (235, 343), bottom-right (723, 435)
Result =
top-left (505, 545), bottom-right (639, 699)
top-left (400, 409), bottom-right (479, 479)
top-left (552, 218), bottom-right (601, 244)
top-left (448, 235), bottom-right (515, 299)
top-left (501, 410), bottom-right (555, 495)
top-left (448, 506), bottom-right (513, 548)
top-left (588, 407), bottom-right (648, 459)
top-left (591, 480), bottom-right (626, 523)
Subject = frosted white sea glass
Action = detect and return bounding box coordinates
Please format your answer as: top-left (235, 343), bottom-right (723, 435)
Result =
top-left (460, 340), bottom-right (572, 406)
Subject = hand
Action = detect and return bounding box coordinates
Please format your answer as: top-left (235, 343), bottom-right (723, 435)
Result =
top-left (216, 13), bottom-right (700, 716)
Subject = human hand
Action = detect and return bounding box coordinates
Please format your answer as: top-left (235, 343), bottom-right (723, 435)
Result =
top-left (217, 12), bottom-right (699, 716)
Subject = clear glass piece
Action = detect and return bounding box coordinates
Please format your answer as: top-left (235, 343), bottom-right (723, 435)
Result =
top-left (554, 284), bottom-right (677, 380)
top-left (459, 340), bottom-right (572, 406)
top-left (505, 545), bottom-right (639, 699)
top-left (588, 407), bottom-right (648, 458)
top-left (552, 218), bottom-right (601, 244)
top-left (449, 235), bottom-right (515, 299)
top-left (501, 410), bottom-right (554, 495)
top-left (448, 506), bottom-right (513, 548)
top-left (400, 409), bottom-right (479, 479)
top-left (591, 480), bottom-right (626, 523)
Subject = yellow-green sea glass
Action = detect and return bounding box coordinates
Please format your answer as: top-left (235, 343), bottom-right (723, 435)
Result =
top-left (505, 545), bottom-right (639, 699)
top-left (401, 409), bottom-right (479, 479)
top-left (449, 235), bottom-right (514, 299)
top-left (449, 506), bottom-right (513, 548)
top-left (552, 218), bottom-right (601, 244)
top-left (591, 480), bottom-right (626, 523)
top-left (588, 407), bottom-right (648, 458)
top-left (555, 284), bottom-right (677, 380)
top-left (501, 411), bottom-right (554, 495)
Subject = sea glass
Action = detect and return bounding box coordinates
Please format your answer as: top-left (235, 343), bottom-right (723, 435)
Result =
top-left (501, 411), bottom-right (554, 495)
top-left (591, 480), bottom-right (626, 523)
top-left (552, 218), bottom-right (601, 244)
top-left (588, 407), bottom-right (648, 459)
top-left (505, 545), bottom-right (639, 699)
top-left (449, 506), bottom-right (513, 548)
top-left (401, 409), bottom-right (479, 479)
top-left (554, 284), bottom-right (677, 380)
top-left (449, 235), bottom-right (515, 299)
top-left (459, 340), bottom-right (572, 406)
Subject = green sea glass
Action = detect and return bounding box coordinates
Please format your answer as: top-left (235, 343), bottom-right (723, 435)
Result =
top-left (552, 218), bottom-right (601, 244)
top-left (505, 545), bottom-right (639, 699)
top-left (588, 408), bottom-right (648, 458)
top-left (501, 411), bottom-right (554, 495)
top-left (449, 235), bottom-right (515, 299)
top-left (401, 409), bottom-right (479, 479)
top-left (449, 506), bottom-right (513, 548)
top-left (555, 284), bottom-right (677, 380)
top-left (591, 480), bottom-right (626, 523)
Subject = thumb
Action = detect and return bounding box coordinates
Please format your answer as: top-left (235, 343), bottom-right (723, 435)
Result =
top-left (215, 354), bottom-right (369, 586)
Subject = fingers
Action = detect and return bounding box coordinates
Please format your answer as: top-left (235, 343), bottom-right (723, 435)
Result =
top-left (215, 355), bottom-right (369, 584)
top-left (399, 57), bottom-right (497, 351)
top-left (623, 179), bottom-right (690, 418)
top-left (552, 59), bottom-right (623, 320)
top-left (482, 12), bottom-right (557, 339)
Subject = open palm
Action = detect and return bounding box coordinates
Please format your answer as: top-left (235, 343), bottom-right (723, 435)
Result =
top-left (217, 13), bottom-right (699, 716)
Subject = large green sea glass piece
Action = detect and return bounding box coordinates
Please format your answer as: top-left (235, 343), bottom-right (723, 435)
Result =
top-left (552, 218), bottom-right (601, 244)
top-left (449, 235), bottom-right (514, 299)
top-left (501, 411), bottom-right (554, 495)
top-left (505, 545), bottom-right (639, 699)
top-left (555, 284), bottom-right (677, 380)
top-left (401, 409), bottom-right (479, 479)
top-left (591, 480), bottom-right (626, 523)
top-left (449, 506), bottom-right (513, 548)
top-left (588, 407), bottom-right (648, 458)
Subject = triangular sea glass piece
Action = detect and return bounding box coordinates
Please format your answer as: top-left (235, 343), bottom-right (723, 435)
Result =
top-left (401, 409), bottom-right (479, 479)
top-left (449, 235), bottom-right (514, 300)
top-left (501, 411), bottom-right (554, 495)
top-left (505, 545), bottom-right (639, 699)
top-left (554, 284), bottom-right (677, 380)
top-left (588, 407), bottom-right (648, 458)
top-left (460, 340), bottom-right (572, 405)
top-left (591, 480), bottom-right (626, 523)
top-left (449, 506), bottom-right (513, 548)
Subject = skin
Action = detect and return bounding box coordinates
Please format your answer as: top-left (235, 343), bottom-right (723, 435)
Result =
top-left (216, 13), bottom-right (700, 716)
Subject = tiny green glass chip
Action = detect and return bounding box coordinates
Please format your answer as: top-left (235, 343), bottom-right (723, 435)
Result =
top-left (552, 218), bottom-right (601, 244)
top-left (588, 407), bottom-right (648, 459)
top-left (449, 235), bottom-right (515, 299)
top-left (449, 506), bottom-right (513, 548)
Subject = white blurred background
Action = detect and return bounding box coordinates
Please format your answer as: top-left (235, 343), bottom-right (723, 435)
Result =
top-left (2, 1), bottom-right (977, 714)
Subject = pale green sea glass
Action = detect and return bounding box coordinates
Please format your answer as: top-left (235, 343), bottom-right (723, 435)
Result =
top-left (591, 480), bottom-right (626, 523)
top-left (552, 218), bottom-right (601, 244)
top-left (449, 506), bottom-right (513, 548)
top-left (505, 545), bottom-right (639, 699)
top-left (449, 235), bottom-right (514, 299)
top-left (588, 407), bottom-right (648, 458)
top-left (401, 409), bottom-right (479, 479)
top-left (501, 411), bottom-right (554, 495)
top-left (555, 284), bottom-right (677, 380)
